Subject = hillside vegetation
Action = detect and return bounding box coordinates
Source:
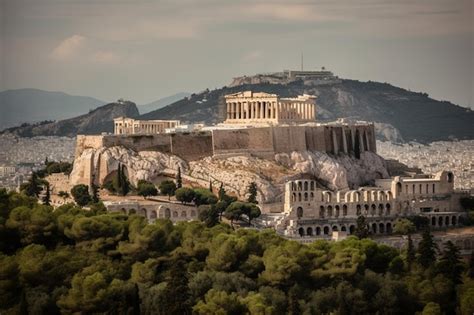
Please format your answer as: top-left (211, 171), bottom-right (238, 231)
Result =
top-left (0, 189), bottom-right (473, 314)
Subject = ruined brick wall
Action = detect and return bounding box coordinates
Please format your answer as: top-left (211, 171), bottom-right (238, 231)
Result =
top-left (212, 128), bottom-right (275, 157)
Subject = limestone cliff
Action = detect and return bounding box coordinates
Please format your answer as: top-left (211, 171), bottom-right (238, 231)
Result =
top-left (70, 145), bottom-right (388, 203)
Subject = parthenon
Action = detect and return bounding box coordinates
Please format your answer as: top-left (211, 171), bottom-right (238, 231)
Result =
top-left (224, 91), bottom-right (316, 125)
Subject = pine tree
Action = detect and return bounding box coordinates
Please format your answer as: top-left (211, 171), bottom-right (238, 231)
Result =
top-left (437, 241), bottom-right (464, 285)
top-left (160, 258), bottom-right (191, 315)
top-left (176, 167), bottom-right (182, 189)
top-left (42, 183), bottom-right (51, 206)
top-left (247, 182), bottom-right (258, 204)
top-left (355, 215), bottom-right (369, 239)
top-left (209, 179), bottom-right (213, 192)
top-left (417, 228), bottom-right (437, 268)
top-left (116, 163), bottom-right (122, 193)
top-left (91, 184), bottom-right (99, 203)
top-left (218, 183), bottom-right (226, 201)
top-left (406, 234), bottom-right (416, 269)
top-left (44, 157), bottom-right (49, 166)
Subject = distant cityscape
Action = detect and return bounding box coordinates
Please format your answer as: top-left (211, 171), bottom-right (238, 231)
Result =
top-left (378, 140), bottom-right (474, 191)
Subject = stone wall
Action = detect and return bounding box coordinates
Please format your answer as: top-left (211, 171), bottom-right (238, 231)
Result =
top-left (171, 132), bottom-right (213, 161)
top-left (212, 128), bottom-right (275, 158)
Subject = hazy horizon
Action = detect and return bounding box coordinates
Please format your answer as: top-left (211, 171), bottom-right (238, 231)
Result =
top-left (1, 0), bottom-right (473, 108)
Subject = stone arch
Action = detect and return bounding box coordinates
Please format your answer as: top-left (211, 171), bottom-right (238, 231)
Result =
top-left (327, 206), bottom-right (333, 217)
top-left (181, 210), bottom-right (187, 218)
top-left (298, 182), bottom-right (303, 191)
top-left (395, 182), bottom-right (402, 195)
top-left (172, 210), bottom-right (178, 218)
top-left (298, 193), bottom-right (302, 202)
top-left (379, 223), bottom-right (385, 234)
top-left (191, 210), bottom-right (196, 217)
top-left (386, 222), bottom-right (392, 234)
top-left (447, 172), bottom-right (454, 183)
top-left (386, 203), bottom-right (391, 215)
top-left (138, 208), bottom-right (146, 217)
top-left (310, 181), bottom-right (315, 190)
top-left (341, 225), bottom-right (347, 232)
top-left (149, 211), bottom-right (157, 220)
top-left (323, 191), bottom-right (332, 203)
top-left (438, 216), bottom-right (443, 227)
top-left (332, 225), bottom-right (339, 231)
top-left (349, 225), bottom-right (355, 234)
top-left (445, 216), bottom-right (450, 226)
top-left (310, 192), bottom-right (314, 201)
top-left (304, 192), bottom-right (308, 201)
top-left (316, 226), bottom-right (321, 235)
top-left (292, 193), bottom-right (296, 202)
top-left (335, 205), bottom-right (340, 218)
top-left (452, 216), bottom-right (457, 226)
top-left (298, 227), bottom-right (305, 237)
top-left (342, 204), bottom-right (348, 217)
top-left (129, 209), bottom-right (136, 214)
top-left (371, 204), bottom-right (376, 216)
top-left (364, 204), bottom-right (369, 215)
top-left (323, 226), bottom-right (330, 235)
top-left (121, 208), bottom-right (127, 214)
top-left (307, 227), bottom-right (313, 236)
top-left (356, 204), bottom-right (362, 216)
top-left (319, 206), bottom-right (325, 218)
top-left (371, 223), bottom-right (377, 234)
top-left (297, 207), bottom-right (303, 219)
top-left (378, 204), bottom-right (384, 216)
top-left (304, 181), bottom-right (309, 191)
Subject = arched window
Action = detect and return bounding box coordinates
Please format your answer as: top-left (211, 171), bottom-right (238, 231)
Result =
top-left (379, 223), bottom-right (385, 234)
top-left (452, 216), bottom-right (457, 226)
top-left (386, 222), bottom-right (392, 234)
top-left (335, 205), bottom-right (340, 218)
top-left (319, 206), bottom-right (325, 218)
top-left (316, 227), bottom-right (321, 235)
top-left (297, 207), bottom-right (303, 218)
top-left (292, 193), bottom-right (296, 202)
top-left (310, 192), bottom-right (314, 201)
top-left (298, 227), bottom-right (304, 237)
top-left (307, 227), bottom-right (313, 236)
top-left (356, 205), bottom-right (362, 216)
top-left (371, 204), bottom-right (376, 216)
top-left (323, 226), bottom-right (330, 235)
top-left (310, 181), bottom-right (315, 190)
top-left (298, 193), bottom-right (302, 202)
top-left (327, 206), bottom-right (333, 217)
top-left (304, 192), bottom-right (308, 201)
top-left (447, 172), bottom-right (454, 183)
top-left (304, 182), bottom-right (308, 191)
top-left (386, 203), bottom-right (391, 215)
top-left (378, 204), bottom-right (384, 216)
top-left (342, 205), bottom-right (348, 217)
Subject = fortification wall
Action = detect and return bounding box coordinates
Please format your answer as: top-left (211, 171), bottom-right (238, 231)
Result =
top-left (272, 126), bottom-right (307, 153)
top-left (171, 132), bottom-right (213, 161)
top-left (75, 135), bottom-right (105, 157)
top-left (102, 134), bottom-right (171, 153)
top-left (212, 128), bottom-right (275, 158)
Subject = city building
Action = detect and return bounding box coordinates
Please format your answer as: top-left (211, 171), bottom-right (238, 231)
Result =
top-left (224, 91), bottom-right (316, 125)
top-left (114, 117), bottom-right (180, 135)
top-left (278, 170), bottom-right (465, 237)
top-left (0, 165), bottom-right (16, 177)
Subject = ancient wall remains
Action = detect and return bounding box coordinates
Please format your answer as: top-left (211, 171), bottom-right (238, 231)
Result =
top-left (171, 132), bottom-right (213, 161)
top-left (212, 128), bottom-right (275, 158)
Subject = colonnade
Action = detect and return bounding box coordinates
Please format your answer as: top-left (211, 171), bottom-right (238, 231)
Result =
top-left (225, 101), bottom-right (315, 121)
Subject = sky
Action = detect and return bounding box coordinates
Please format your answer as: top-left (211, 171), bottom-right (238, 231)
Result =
top-left (1, 0), bottom-right (473, 108)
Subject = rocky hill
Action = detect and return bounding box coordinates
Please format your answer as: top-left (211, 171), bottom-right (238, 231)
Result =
top-left (1, 100), bottom-right (139, 137)
top-left (0, 88), bottom-right (105, 130)
top-left (142, 79), bottom-right (474, 143)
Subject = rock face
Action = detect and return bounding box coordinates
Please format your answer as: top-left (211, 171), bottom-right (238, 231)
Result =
top-left (2, 101), bottom-right (139, 137)
top-left (70, 145), bottom-right (388, 203)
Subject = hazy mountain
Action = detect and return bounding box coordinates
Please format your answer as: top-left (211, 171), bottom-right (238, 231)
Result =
top-left (2, 100), bottom-right (139, 137)
top-left (139, 92), bottom-right (191, 114)
top-left (0, 88), bottom-right (105, 129)
top-left (141, 79), bottom-right (474, 143)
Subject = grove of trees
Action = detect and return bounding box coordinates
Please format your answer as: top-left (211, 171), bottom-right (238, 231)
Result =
top-left (0, 187), bottom-right (473, 314)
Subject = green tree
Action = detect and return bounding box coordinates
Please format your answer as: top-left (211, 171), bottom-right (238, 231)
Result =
top-left (198, 205), bottom-right (219, 227)
top-left (224, 202), bottom-right (244, 226)
top-left (209, 179), bottom-right (213, 192)
top-left (417, 228), bottom-right (437, 268)
top-left (393, 218), bottom-right (416, 235)
top-left (436, 241), bottom-right (464, 285)
top-left (70, 184), bottom-right (92, 207)
top-left (91, 184), bottom-right (100, 203)
top-left (355, 215), bottom-right (369, 239)
top-left (193, 188), bottom-right (218, 206)
top-left (176, 167), bottom-right (183, 189)
top-left (137, 180), bottom-right (158, 199)
top-left (406, 234), bottom-right (416, 269)
top-left (193, 289), bottom-right (246, 315)
top-left (42, 183), bottom-right (51, 206)
top-left (159, 180), bottom-right (176, 200)
top-left (160, 258), bottom-right (192, 315)
top-left (218, 183), bottom-right (226, 201)
top-left (20, 172), bottom-right (43, 197)
top-left (422, 302), bottom-right (442, 315)
top-left (175, 187), bottom-right (195, 204)
top-left (247, 182), bottom-right (258, 204)
top-left (57, 190), bottom-right (70, 202)
top-left (6, 205), bottom-right (56, 245)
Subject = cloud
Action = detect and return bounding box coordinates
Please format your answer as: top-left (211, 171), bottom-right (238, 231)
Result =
top-left (50, 35), bottom-right (86, 60)
top-left (91, 51), bottom-right (121, 64)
